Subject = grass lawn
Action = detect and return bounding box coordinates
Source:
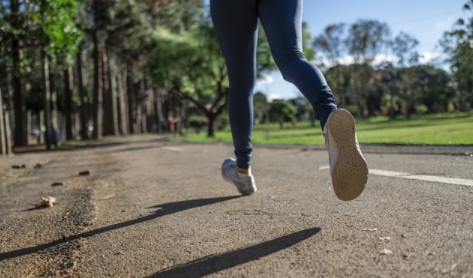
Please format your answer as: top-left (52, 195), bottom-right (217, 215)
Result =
top-left (176, 112), bottom-right (473, 145)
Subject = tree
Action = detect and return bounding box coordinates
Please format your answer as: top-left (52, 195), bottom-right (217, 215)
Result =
top-left (392, 32), bottom-right (419, 67)
top-left (313, 23), bottom-right (346, 65)
top-left (269, 99), bottom-right (296, 129)
top-left (148, 25), bottom-right (228, 137)
top-left (345, 19), bottom-right (391, 117)
top-left (324, 64), bottom-right (352, 108)
top-left (2, 0), bottom-right (26, 146)
top-left (0, 0), bottom-right (82, 147)
top-left (253, 92), bottom-right (268, 124)
top-left (440, 0), bottom-right (473, 111)
top-left (386, 32), bottom-right (419, 118)
top-left (313, 23), bottom-right (348, 107)
top-left (411, 65), bottom-right (457, 114)
top-left (34, 0), bottom-right (82, 147)
top-left (148, 16), bottom-right (278, 137)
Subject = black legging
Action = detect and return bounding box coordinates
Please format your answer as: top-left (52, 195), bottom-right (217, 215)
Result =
top-left (211, 0), bottom-right (337, 169)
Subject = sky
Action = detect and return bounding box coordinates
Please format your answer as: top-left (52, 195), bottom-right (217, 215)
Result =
top-left (204, 0), bottom-right (468, 100)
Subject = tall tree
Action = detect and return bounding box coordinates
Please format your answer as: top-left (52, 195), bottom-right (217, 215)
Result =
top-left (388, 32), bottom-right (419, 118)
top-left (313, 23), bottom-right (348, 107)
top-left (346, 19), bottom-right (391, 117)
top-left (269, 99), bottom-right (297, 129)
top-left (440, 0), bottom-right (473, 111)
top-left (34, 0), bottom-right (82, 147)
top-left (313, 23), bottom-right (346, 65)
top-left (148, 19), bottom-right (277, 137)
top-left (10, 0), bottom-right (25, 146)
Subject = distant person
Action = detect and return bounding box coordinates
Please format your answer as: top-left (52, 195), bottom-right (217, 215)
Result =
top-left (211, 0), bottom-right (368, 201)
top-left (166, 118), bottom-right (174, 133)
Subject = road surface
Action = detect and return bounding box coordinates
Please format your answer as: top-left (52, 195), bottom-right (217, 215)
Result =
top-left (1, 135), bottom-right (472, 277)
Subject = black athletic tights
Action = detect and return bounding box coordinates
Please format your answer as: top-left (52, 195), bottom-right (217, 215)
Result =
top-left (211, 0), bottom-right (337, 169)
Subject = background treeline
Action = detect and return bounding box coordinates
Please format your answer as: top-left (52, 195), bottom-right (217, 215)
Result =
top-left (0, 0), bottom-right (472, 149)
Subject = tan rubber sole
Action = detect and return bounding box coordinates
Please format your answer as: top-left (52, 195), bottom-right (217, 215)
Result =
top-left (327, 110), bottom-right (368, 201)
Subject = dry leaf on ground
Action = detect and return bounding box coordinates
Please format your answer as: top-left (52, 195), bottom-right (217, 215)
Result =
top-left (35, 196), bottom-right (58, 208)
top-left (380, 249), bottom-right (393, 255)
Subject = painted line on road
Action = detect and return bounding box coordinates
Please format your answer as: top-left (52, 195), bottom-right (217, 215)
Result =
top-left (161, 147), bottom-right (184, 152)
top-left (319, 165), bottom-right (473, 187)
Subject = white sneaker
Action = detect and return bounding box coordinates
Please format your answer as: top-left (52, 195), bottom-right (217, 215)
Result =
top-left (324, 109), bottom-right (368, 201)
top-left (221, 158), bottom-right (257, 195)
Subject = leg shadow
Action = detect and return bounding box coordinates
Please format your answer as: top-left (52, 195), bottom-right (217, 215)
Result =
top-left (148, 227), bottom-right (321, 278)
top-left (0, 196), bottom-right (240, 261)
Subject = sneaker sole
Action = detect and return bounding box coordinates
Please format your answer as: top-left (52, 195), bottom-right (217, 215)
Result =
top-left (327, 110), bottom-right (368, 201)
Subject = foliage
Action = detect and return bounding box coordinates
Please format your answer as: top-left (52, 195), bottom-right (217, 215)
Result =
top-left (253, 92), bottom-right (268, 124)
top-left (33, 0), bottom-right (83, 68)
top-left (440, 0), bottom-right (473, 111)
top-left (345, 19), bottom-right (391, 64)
top-left (269, 99), bottom-right (297, 129)
top-left (313, 23), bottom-right (346, 65)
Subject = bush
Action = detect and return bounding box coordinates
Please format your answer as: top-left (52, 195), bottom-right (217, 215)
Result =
top-left (218, 115), bottom-right (229, 130)
top-left (415, 104), bottom-right (428, 114)
top-left (188, 116), bottom-right (207, 134)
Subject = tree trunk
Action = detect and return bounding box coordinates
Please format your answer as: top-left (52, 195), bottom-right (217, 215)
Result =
top-left (108, 51), bottom-right (119, 136)
top-left (77, 44), bottom-right (89, 140)
top-left (117, 70), bottom-right (128, 135)
top-left (127, 69), bottom-right (135, 134)
top-left (92, 32), bottom-right (103, 140)
top-left (135, 80), bottom-right (143, 134)
top-left (64, 67), bottom-right (74, 140)
top-left (0, 89), bottom-right (6, 155)
top-left (207, 113), bottom-right (217, 138)
top-left (42, 55), bottom-right (52, 149)
top-left (145, 86), bottom-right (154, 133)
top-left (4, 113), bottom-right (12, 155)
top-left (26, 110), bottom-right (31, 144)
top-left (179, 100), bottom-right (189, 134)
top-left (49, 71), bottom-right (58, 130)
top-left (357, 100), bottom-right (364, 119)
top-left (154, 88), bottom-right (164, 134)
top-left (389, 88), bottom-right (395, 119)
top-left (50, 70), bottom-right (60, 146)
top-left (11, 0), bottom-right (24, 147)
top-left (102, 47), bottom-right (111, 135)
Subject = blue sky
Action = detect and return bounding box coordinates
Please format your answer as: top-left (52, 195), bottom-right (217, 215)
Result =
top-left (205, 0), bottom-right (468, 100)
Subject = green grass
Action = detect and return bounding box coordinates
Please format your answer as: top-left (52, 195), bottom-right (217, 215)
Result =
top-left (176, 112), bottom-right (473, 145)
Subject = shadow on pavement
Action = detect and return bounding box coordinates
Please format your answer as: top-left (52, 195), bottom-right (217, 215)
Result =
top-left (13, 136), bottom-right (168, 154)
top-left (148, 227), bottom-right (321, 278)
top-left (0, 196), bottom-right (240, 261)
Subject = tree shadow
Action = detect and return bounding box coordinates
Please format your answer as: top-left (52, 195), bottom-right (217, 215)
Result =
top-left (111, 145), bottom-right (164, 153)
top-left (0, 196), bottom-right (240, 261)
top-left (148, 227), bottom-right (321, 278)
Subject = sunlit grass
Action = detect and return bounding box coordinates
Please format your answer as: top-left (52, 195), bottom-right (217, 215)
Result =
top-left (176, 112), bottom-right (473, 145)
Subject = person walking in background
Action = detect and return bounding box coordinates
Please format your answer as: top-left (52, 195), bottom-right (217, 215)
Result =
top-left (211, 0), bottom-right (368, 201)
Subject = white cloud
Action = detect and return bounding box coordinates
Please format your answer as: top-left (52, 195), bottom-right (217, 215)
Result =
top-left (256, 74), bottom-right (274, 86)
top-left (317, 52), bottom-right (441, 67)
top-left (267, 93), bottom-right (282, 102)
top-left (419, 51), bottom-right (440, 64)
top-left (316, 54), bottom-right (394, 67)
top-left (373, 54), bottom-right (396, 64)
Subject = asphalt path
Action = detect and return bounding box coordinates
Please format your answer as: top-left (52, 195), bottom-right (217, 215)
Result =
top-left (1, 136), bottom-right (472, 277)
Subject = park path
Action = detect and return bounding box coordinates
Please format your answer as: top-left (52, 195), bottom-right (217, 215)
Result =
top-left (1, 135), bottom-right (472, 277)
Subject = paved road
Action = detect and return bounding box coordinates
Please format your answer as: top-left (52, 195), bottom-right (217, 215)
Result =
top-left (1, 136), bottom-right (472, 277)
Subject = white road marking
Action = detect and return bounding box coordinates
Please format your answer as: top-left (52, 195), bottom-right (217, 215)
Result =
top-left (319, 165), bottom-right (473, 187)
top-left (161, 147), bottom-right (184, 152)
